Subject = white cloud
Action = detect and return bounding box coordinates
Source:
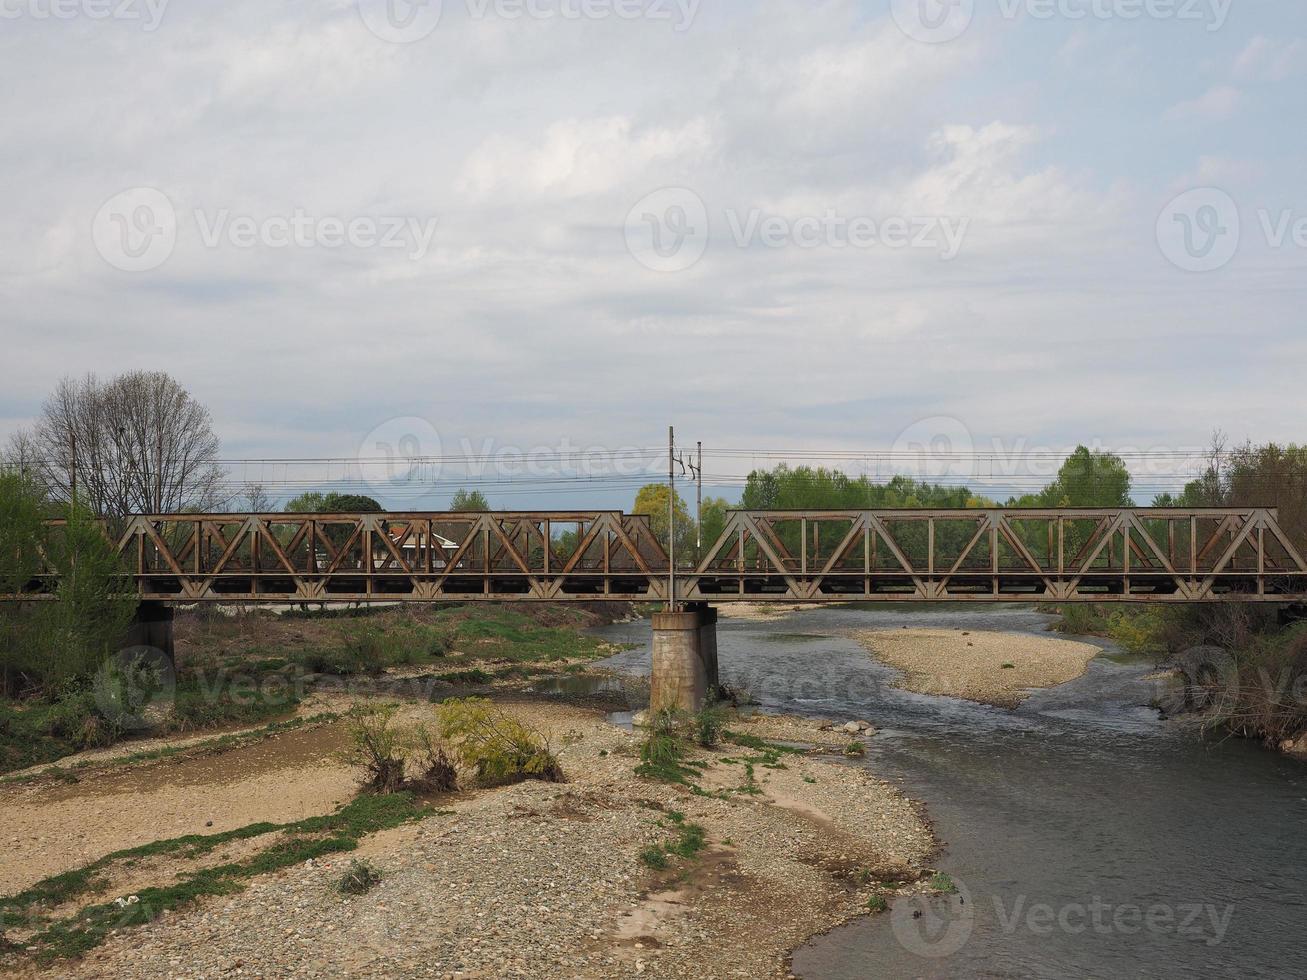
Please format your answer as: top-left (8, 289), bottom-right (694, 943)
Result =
top-left (1232, 36), bottom-right (1307, 82)
top-left (1164, 85), bottom-right (1241, 122)
top-left (458, 116), bottom-right (713, 200)
top-left (0, 0), bottom-right (1303, 501)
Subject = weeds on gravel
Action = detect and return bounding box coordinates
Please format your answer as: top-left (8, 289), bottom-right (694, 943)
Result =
top-left (343, 704), bottom-right (410, 793)
top-left (640, 820), bottom-right (708, 872)
top-left (342, 704), bottom-right (460, 794)
top-left (865, 895), bottom-right (888, 913)
top-left (693, 705), bottom-right (728, 748)
top-left (639, 846), bottom-right (670, 870)
top-left (843, 741), bottom-right (867, 758)
top-left (721, 731), bottom-right (804, 755)
top-left (436, 698), bottom-right (564, 786)
top-left (929, 872), bottom-right (957, 894)
top-left (337, 859), bottom-right (384, 896)
top-left (635, 708), bottom-right (703, 785)
top-left (1, 794), bottom-right (428, 964)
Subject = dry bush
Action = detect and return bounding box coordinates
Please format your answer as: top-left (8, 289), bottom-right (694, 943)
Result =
top-left (341, 703), bottom-right (459, 794)
top-left (435, 698), bottom-right (564, 786)
top-left (342, 704), bottom-right (407, 794)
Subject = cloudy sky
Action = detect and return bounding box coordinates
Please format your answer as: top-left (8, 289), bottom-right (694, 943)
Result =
top-left (1, 0), bottom-right (1304, 507)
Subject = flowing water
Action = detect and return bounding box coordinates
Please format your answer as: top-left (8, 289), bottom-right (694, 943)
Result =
top-left (594, 607), bottom-right (1307, 980)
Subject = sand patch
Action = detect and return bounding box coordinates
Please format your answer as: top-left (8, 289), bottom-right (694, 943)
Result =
top-left (855, 627), bottom-right (1103, 708)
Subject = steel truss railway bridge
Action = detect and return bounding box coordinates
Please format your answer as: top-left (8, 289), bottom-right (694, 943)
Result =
top-left (11, 506), bottom-right (1307, 711)
top-left (12, 507), bottom-right (1307, 605)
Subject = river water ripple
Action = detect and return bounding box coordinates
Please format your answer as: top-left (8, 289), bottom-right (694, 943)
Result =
top-left (595, 607), bottom-right (1307, 980)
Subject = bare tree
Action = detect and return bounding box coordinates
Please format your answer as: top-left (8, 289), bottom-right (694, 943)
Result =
top-left (243, 483), bottom-right (273, 513)
top-left (3, 429), bottom-right (45, 480)
top-left (32, 372), bottom-right (226, 519)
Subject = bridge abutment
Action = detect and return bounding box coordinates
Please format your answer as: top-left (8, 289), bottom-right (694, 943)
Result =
top-left (650, 605), bottom-right (718, 714)
top-left (126, 601), bottom-right (175, 663)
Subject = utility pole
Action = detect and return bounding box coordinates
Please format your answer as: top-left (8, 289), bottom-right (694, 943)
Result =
top-left (155, 428), bottom-right (164, 514)
top-left (668, 425), bottom-right (676, 611)
top-left (696, 440), bottom-right (703, 562)
top-left (69, 429), bottom-right (78, 511)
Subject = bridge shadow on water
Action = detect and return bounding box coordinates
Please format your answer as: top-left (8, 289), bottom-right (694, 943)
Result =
top-left (593, 606), bottom-right (1307, 980)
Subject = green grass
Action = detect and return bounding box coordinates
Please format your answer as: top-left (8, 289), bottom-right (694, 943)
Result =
top-left (639, 846), bottom-right (670, 870)
top-left (639, 822), bottom-right (708, 871)
top-left (2, 794), bottom-right (429, 962)
top-left (721, 731), bottom-right (805, 755)
top-left (0, 680), bottom-right (300, 777)
top-left (929, 872), bottom-right (957, 894)
top-left (865, 894), bottom-right (888, 913)
top-left (667, 822), bottom-right (707, 858)
top-left (1, 714), bottom-right (338, 788)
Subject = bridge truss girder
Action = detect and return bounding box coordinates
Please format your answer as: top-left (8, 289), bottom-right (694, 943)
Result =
top-left (10, 508), bottom-right (1307, 604)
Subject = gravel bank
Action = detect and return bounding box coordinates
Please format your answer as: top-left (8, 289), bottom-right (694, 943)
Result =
top-left (6, 703), bottom-right (934, 980)
top-left (855, 627), bottom-right (1103, 707)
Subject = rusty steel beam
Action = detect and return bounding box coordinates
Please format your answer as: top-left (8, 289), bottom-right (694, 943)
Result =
top-left (6, 509), bottom-right (1307, 604)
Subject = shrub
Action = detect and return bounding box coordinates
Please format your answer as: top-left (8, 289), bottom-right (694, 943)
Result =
top-left (692, 705), bottom-right (727, 748)
top-left (336, 859), bottom-right (383, 896)
top-left (866, 894), bottom-right (888, 913)
top-left (408, 724), bottom-right (458, 793)
top-left (639, 846), bottom-right (669, 870)
top-left (342, 704), bottom-right (408, 794)
top-left (436, 698), bottom-right (563, 786)
top-left (843, 741), bottom-right (867, 758)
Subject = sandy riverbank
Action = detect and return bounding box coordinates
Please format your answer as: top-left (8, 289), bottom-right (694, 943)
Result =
top-left (855, 627), bottom-right (1103, 708)
top-left (2, 698), bottom-right (935, 980)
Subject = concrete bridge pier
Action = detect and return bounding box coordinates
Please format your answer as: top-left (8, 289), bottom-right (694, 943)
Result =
top-left (126, 601), bottom-right (175, 663)
top-left (650, 605), bottom-right (719, 714)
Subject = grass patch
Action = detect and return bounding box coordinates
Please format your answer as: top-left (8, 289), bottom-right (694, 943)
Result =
top-left (336, 859), bottom-right (383, 896)
top-left (639, 821), bottom-right (708, 872)
top-left (0, 679), bottom-right (300, 777)
top-left (721, 730), bottom-right (805, 755)
top-left (865, 894), bottom-right (888, 913)
top-left (639, 846), bottom-right (669, 870)
top-left (929, 872), bottom-right (957, 894)
top-left (1, 793), bottom-right (428, 962)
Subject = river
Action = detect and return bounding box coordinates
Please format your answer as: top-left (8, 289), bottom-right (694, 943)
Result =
top-left (593, 606), bottom-right (1307, 980)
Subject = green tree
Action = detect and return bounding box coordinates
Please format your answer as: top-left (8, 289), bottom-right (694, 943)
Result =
top-left (698, 496), bottom-right (731, 558)
top-left (450, 489), bottom-right (491, 512)
top-left (285, 492), bottom-right (382, 513)
top-left (0, 475), bottom-right (136, 695)
top-left (634, 484), bottom-right (694, 554)
top-left (1008, 447), bottom-right (1132, 509)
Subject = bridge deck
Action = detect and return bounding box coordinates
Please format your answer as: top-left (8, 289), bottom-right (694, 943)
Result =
top-left (12, 508), bottom-right (1307, 604)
